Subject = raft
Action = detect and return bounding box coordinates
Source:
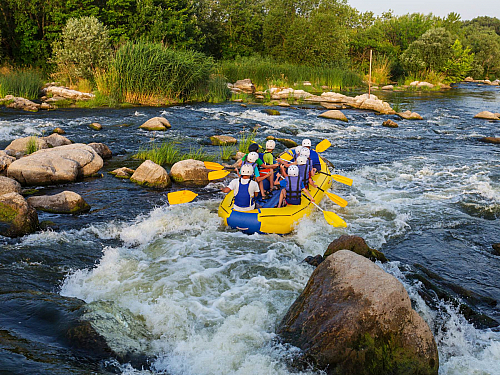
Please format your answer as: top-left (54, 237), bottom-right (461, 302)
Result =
top-left (218, 154), bottom-right (333, 234)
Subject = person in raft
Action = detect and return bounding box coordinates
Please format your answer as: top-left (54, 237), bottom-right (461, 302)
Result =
top-left (301, 139), bottom-right (321, 174)
top-left (296, 155), bottom-right (317, 189)
top-left (235, 143), bottom-right (272, 199)
top-left (260, 139), bottom-right (280, 193)
top-left (276, 165), bottom-right (315, 208)
top-left (221, 164), bottom-right (260, 211)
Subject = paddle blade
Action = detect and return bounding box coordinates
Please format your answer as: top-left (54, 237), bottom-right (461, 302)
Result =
top-left (168, 190), bottom-right (198, 205)
top-left (208, 170), bottom-right (230, 180)
top-left (316, 139), bottom-right (331, 153)
top-left (323, 210), bottom-right (347, 227)
top-left (204, 161), bottom-right (224, 170)
top-left (332, 174), bottom-right (353, 186)
top-left (325, 191), bottom-right (348, 207)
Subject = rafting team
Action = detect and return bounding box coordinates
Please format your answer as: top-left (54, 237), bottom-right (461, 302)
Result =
top-left (221, 139), bottom-right (320, 211)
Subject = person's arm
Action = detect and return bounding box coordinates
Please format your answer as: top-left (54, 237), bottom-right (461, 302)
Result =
top-left (302, 188), bottom-right (315, 203)
top-left (221, 187), bottom-right (231, 193)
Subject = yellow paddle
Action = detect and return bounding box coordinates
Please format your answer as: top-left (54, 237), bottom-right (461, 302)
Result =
top-left (310, 201), bottom-right (347, 227)
top-left (316, 186), bottom-right (348, 207)
top-left (168, 189), bottom-right (221, 205)
top-left (208, 170), bottom-right (231, 180)
top-left (331, 174), bottom-right (353, 186)
top-left (315, 139), bottom-right (331, 153)
top-left (204, 161), bottom-right (230, 170)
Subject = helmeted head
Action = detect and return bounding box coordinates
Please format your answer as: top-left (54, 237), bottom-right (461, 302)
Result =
top-left (296, 155), bottom-right (308, 165)
top-left (265, 139), bottom-right (276, 150)
top-left (288, 165), bottom-right (299, 177)
top-left (240, 164), bottom-right (254, 176)
top-left (248, 143), bottom-right (259, 152)
top-left (302, 139), bottom-right (312, 148)
top-left (246, 151), bottom-right (259, 163)
top-left (294, 146), bottom-right (303, 155)
top-left (299, 148), bottom-right (310, 157)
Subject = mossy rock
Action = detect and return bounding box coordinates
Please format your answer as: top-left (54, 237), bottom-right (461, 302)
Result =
top-left (210, 135), bottom-right (237, 146)
top-left (89, 122), bottom-right (102, 131)
top-left (264, 109), bottom-right (281, 116)
top-left (266, 136), bottom-right (298, 148)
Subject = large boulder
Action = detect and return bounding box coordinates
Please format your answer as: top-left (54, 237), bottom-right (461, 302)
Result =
top-left (233, 79), bottom-right (255, 94)
top-left (210, 135), bottom-right (237, 146)
top-left (42, 86), bottom-right (94, 101)
top-left (130, 160), bottom-right (171, 188)
top-left (473, 111), bottom-right (499, 120)
top-left (7, 144), bottom-right (103, 186)
top-left (43, 133), bottom-right (72, 147)
top-left (139, 117), bottom-right (171, 131)
top-left (0, 151), bottom-right (16, 174)
top-left (169, 159), bottom-right (209, 186)
top-left (1, 95), bottom-right (40, 112)
top-left (318, 110), bottom-right (348, 122)
top-left (27, 191), bottom-right (90, 214)
top-left (88, 143), bottom-right (112, 159)
top-left (0, 192), bottom-right (39, 237)
top-left (0, 176), bottom-right (22, 195)
top-left (5, 136), bottom-right (50, 154)
top-left (324, 235), bottom-right (387, 262)
top-left (278, 250), bottom-right (439, 375)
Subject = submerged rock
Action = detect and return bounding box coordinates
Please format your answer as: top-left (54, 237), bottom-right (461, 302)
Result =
top-left (265, 136), bottom-right (298, 148)
top-left (130, 160), bottom-right (171, 188)
top-left (397, 110), bottom-right (423, 120)
top-left (88, 142), bottom-right (112, 159)
top-left (474, 111), bottom-right (499, 120)
top-left (52, 127), bottom-right (66, 135)
top-left (383, 119), bottom-right (399, 128)
top-left (492, 243), bottom-right (500, 256)
top-left (0, 192), bottom-right (39, 237)
top-left (170, 159), bottom-right (209, 186)
top-left (480, 137), bottom-right (500, 144)
top-left (210, 135), bottom-right (237, 146)
top-left (318, 110), bottom-right (348, 122)
top-left (110, 167), bottom-right (135, 179)
top-left (27, 191), bottom-right (90, 214)
top-left (89, 122), bottom-right (102, 131)
top-left (277, 250), bottom-right (439, 375)
top-left (139, 117), bottom-right (171, 131)
top-left (264, 109), bottom-right (281, 116)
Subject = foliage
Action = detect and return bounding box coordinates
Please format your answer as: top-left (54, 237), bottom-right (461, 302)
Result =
top-left (51, 16), bottom-right (111, 84)
top-left (237, 129), bottom-right (257, 153)
top-left (366, 54), bottom-right (391, 85)
top-left (109, 41), bottom-right (214, 104)
top-left (462, 26), bottom-right (500, 79)
top-left (219, 144), bottom-right (237, 160)
top-left (205, 74), bottom-right (231, 103)
top-left (0, 68), bottom-right (43, 99)
top-left (181, 146), bottom-right (216, 162)
top-left (134, 141), bottom-right (215, 165)
top-left (400, 28), bottom-right (453, 74)
top-left (443, 40), bottom-right (474, 83)
top-left (26, 136), bottom-right (38, 154)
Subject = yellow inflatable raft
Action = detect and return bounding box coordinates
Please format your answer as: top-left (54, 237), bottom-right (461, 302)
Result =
top-left (218, 155), bottom-right (333, 234)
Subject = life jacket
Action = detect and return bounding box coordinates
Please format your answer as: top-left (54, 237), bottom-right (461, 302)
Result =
top-left (309, 149), bottom-right (321, 170)
top-left (297, 163), bottom-right (310, 187)
top-left (263, 150), bottom-right (275, 164)
top-left (241, 157), bottom-right (258, 178)
top-left (233, 178), bottom-right (253, 208)
top-left (286, 176), bottom-right (302, 205)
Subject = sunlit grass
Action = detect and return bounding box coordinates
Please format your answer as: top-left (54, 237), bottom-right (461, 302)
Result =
top-left (0, 68), bottom-right (43, 100)
top-left (134, 141), bottom-right (215, 165)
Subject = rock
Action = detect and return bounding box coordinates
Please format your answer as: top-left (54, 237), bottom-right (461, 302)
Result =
top-left (480, 137), bottom-right (500, 144)
top-left (0, 176), bottom-right (22, 195)
top-left (264, 109), bottom-right (281, 116)
top-left (410, 81), bottom-right (420, 86)
top-left (0, 151), bottom-right (16, 174)
top-left (5, 136), bottom-right (50, 154)
top-left (130, 160), bottom-right (171, 188)
top-left (88, 143), bottom-right (112, 159)
top-left (109, 167), bottom-right (135, 179)
top-left (27, 191), bottom-right (90, 214)
top-left (89, 122), bottom-right (102, 131)
top-left (210, 135), bottom-right (237, 146)
top-left (278, 102), bottom-right (290, 107)
top-left (417, 81), bottom-right (434, 89)
top-left (2, 95), bottom-right (40, 112)
top-left (324, 235), bottom-right (387, 262)
top-left (383, 119), bottom-right (399, 128)
top-left (255, 95), bottom-right (265, 99)
top-left (397, 110), bottom-right (423, 120)
top-left (319, 110), bottom-right (348, 122)
top-left (266, 136), bottom-right (298, 148)
top-left (493, 243), bottom-right (500, 256)
top-left (169, 159), bottom-right (209, 186)
top-left (139, 117), bottom-right (171, 131)
top-left (320, 102), bottom-right (345, 110)
top-left (271, 88), bottom-right (313, 100)
top-left (438, 83), bottom-right (452, 89)
top-left (355, 94), bottom-right (395, 114)
top-left (464, 77), bottom-right (474, 82)
top-left (43, 133), bottom-right (72, 147)
top-left (304, 255), bottom-right (324, 267)
top-left (381, 85), bottom-right (394, 90)
top-left (232, 98), bottom-right (243, 103)
top-left (232, 151), bottom-right (245, 160)
top-left (7, 144), bottom-right (103, 186)
top-left (39, 102), bottom-right (54, 110)
top-left (233, 79), bottom-right (255, 94)
top-left (473, 111), bottom-right (499, 120)
top-left (0, 192), bottom-right (38, 237)
top-left (278, 250), bottom-right (439, 375)
top-left (42, 86), bottom-right (94, 101)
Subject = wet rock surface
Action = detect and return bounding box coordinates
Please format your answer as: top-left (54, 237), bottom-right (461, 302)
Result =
top-left (0, 192), bottom-right (39, 237)
top-left (130, 160), bottom-right (171, 188)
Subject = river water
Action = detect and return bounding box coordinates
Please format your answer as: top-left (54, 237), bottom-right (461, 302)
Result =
top-left (0, 83), bottom-right (499, 374)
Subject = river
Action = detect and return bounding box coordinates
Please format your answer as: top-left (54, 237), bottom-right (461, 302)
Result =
top-left (0, 83), bottom-right (499, 374)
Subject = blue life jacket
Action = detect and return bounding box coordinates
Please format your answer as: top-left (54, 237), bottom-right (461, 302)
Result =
top-left (234, 178), bottom-right (253, 208)
top-left (297, 163), bottom-right (310, 187)
top-left (241, 158), bottom-right (258, 178)
top-left (309, 149), bottom-right (321, 170)
top-left (286, 176), bottom-right (302, 205)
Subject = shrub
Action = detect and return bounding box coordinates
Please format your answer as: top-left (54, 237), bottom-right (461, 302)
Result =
top-left (237, 130), bottom-right (257, 153)
top-left (443, 40), bottom-right (474, 83)
top-left (0, 69), bottom-right (43, 100)
top-left (51, 16), bottom-right (112, 85)
top-left (26, 136), bottom-right (38, 154)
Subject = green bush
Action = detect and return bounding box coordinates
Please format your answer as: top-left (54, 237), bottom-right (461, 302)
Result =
top-left (0, 69), bottom-right (43, 100)
top-left (443, 40), bottom-right (474, 83)
top-left (51, 16), bottom-right (112, 84)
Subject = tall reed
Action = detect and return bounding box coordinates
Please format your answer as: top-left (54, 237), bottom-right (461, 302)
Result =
top-left (134, 141), bottom-right (215, 165)
top-left (0, 69), bottom-right (43, 100)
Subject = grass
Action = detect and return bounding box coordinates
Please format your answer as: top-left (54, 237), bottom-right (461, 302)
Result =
top-left (365, 55), bottom-right (392, 86)
top-left (237, 130), bottom-right (257, 153)
top-left (400, 70), bottom-right (446, 88)
top-left (0, 68), bottom-right (43, 100)
top-left (134, 141), bottom-right (215, 165)
top-left (219, 144), bottom-right (237, 160)
top-left (26, 136), bottom-right (38, 154)
top-left (220, 55), bottom-right (362, 91)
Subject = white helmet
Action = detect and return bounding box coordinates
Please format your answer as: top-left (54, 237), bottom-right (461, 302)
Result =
top-left (294, 146), bottom-right (303, 155)
top-left (296, 155), bottom-right (308, 165)
top-left (247, 152), bottom-right (259, 163)
top-left (265, 139), bottom-right (276, 150)
top-left (302, 139), bottom-right (312, 147)
top-left (288, 165), bottom-right (299, 177)
top-left (300, 148), bottom-right (310, 157)
top-left (240, 164), bottom-right (254, 176)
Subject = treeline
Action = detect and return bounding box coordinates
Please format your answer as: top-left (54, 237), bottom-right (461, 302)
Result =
top-left (1, 0), bottom-right (499, 87)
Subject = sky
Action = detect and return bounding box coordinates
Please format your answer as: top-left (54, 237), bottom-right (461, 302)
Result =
top-left (346, 0), bottom-right (499, 21)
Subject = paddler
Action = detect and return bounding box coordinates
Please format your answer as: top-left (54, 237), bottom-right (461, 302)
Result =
top-left (260, 139), bottom-right (280, 194)
top-left (221, 164), bottom-right (260, 211)
top-left (301, 139), bottom-right (321, 174)
top-left (296, 155), bottom-right (317, 189)
top-left (276, 165), bottom-right (315, 208)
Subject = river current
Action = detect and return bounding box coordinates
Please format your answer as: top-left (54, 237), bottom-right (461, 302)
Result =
top-left (0, 83), bottom-right (499, 374)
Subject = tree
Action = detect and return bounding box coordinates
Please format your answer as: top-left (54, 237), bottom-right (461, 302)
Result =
top-left (443, 39), bottom-right (474, 82)
top-left (400, 27), bottom-right (453, 74)
top-left (462, 25), bottom-right (500, 79)
top-left (51, 16), bottom-right (111, 83)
